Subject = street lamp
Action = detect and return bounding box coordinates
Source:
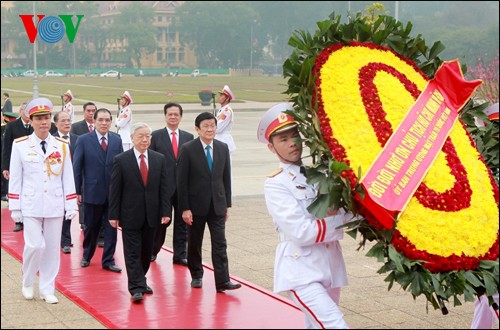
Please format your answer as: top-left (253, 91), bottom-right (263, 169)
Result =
top-left (249, 21), bottom-right (254, 76)
top-left (32, 1), bottom-right (39, 98)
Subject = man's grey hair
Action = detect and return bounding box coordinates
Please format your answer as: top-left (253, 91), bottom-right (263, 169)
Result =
top-left (130, 122), bottom-right (152, 136)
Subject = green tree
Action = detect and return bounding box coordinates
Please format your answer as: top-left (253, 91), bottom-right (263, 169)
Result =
top-left (111, 3), bottom-right (156, 69)
top-left (176, 1), bottom-right (258, 68)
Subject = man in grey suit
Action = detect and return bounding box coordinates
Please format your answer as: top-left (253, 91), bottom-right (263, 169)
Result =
top-left (150, 102), bottom-right (193, 265)
top-left (109, 123), bottom-right (171, 303)
top-left (177, 112), bottom-right (241, 293)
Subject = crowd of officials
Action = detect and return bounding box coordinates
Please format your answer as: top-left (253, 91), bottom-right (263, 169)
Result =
top-left (1, 88), bottom-right (497, 328)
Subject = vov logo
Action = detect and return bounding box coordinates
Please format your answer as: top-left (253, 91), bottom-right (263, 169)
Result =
top-left (19, 15), bottom-right (84, 44)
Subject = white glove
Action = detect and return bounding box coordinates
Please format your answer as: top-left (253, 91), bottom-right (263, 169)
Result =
top-left (344, 211), bottom-right (364, 223)
top-left (65, 210), bottom-right (78, 220)
top-left (11, 210), bottom-right (23, 223)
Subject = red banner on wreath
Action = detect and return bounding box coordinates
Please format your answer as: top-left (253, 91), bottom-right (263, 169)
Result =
top-left (360, 60), bottom-right (482, 229)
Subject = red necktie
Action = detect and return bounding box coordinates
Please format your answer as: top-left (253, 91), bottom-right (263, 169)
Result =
top-left (89, 124), bottom-right (94, 132)
top-left (101, 137), bottom-right (107, 151)
top-left (139, 154), bottom-right (148, 186)
top-left (171, 131), bottom-right (178, 158)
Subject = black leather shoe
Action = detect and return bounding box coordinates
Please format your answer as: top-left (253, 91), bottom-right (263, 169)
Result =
top-left (97, 239), bottom-right (104, 247)
top-left (216, 281), bottom-right (242, 293)
top-left (62, 246), bottom-right (71, 254)
top-left (131, 292), bottom-right (143, 303)
top-left (103, 264), bottom-right (122, 273)
top-left (13, 223), bottom-right (23, 232)
top-left (173, 258), bottom-right (188, 266)
top-left (1, 194), bottom-right (8, 201)
top-left (143, 286), bottom-right (153, 295)
top-left (81, 259), bottom-right (90, 267)
top-left (191, 278), bottom-right (202, 288)
top-left (150, 255), bottom-right (157, 262)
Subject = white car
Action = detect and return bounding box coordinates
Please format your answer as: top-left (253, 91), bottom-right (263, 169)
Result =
top-left (45, 70), bottom-right (63, 77)
top-left (100, 70), bottom-right (120, 77)
top-left (21, 70), bottom-right (38, 77)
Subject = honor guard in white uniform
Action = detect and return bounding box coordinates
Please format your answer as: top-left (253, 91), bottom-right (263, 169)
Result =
top-left (8, 97), bottom-right (78, 304)
top-left (215, 85), bottom-right (236, 155)
top-left (116, 91), bottom-right (133, 150)
top-left (258, 103), bottom-right (359, 329)
top-left (62, 89), bottom-right (75, 123)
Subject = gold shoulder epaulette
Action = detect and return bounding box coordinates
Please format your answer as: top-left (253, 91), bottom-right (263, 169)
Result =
top-left (267, 168), bottom-right (283, 178)
top-left (14, 136), bottom-right (29, 143)
top-left (55, 136), bottom-right (69, 144)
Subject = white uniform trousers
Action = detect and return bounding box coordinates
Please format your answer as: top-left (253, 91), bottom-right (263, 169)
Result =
top-left (289, 282), bottom-right (348, 329)
top-left (22, 216), bottom-right (64, 296)
top-left (471, 293), bottom-right (499, 329)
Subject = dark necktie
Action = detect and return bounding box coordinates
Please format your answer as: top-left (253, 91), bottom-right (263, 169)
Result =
top-left (41, 141), bottom-right (47, 154)
top-left (171, 131), bottom-right (178, 158)
top-left (206, 145), bottom-right (213, 172)
top-left (62, 135), bottom-right (69, 145)
top-left (300, 166), bottom-right (307, 178)
top-left (101, 136), bottom-right (107, 151)
top-left (139, 154), bottom-right (148, 186)
top-left (25, 124), bottom-right (30, 130)
top-left (89, 124), bottom-right (94, 132)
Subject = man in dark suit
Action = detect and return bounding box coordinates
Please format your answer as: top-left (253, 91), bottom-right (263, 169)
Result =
top-left (2, 102), bottom-right (30, 231)
top-left (177, 112), bottom-right (241, 293)
top-left (2, 92), bottom-right (13, 113)
top-left (71, 102), bottom-right (96, 135)
top-left (73, 108), bottom-right (123, 273)
top-left (109, 122), bottom-right (171, 303)
top-left (150, 102), bottom-right (194, 265)
top-left (70, 102), bottom-right (98, 234)
top-left (53, 111), bottom-right (78, 254)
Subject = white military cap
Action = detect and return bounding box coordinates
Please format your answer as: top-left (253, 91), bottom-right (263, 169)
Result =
top-left (121, 91), bottom-right (133, 104)
top-left (63, 89), bottom-right (73, 100)
top-left (25, 97), bottom-right (53, 118)
top-left (475, 102), bottom-right (499, 127)
top-left (218, 85), bottom-right (235, 101)
top-left (257, 103), bottom-right (298, 143)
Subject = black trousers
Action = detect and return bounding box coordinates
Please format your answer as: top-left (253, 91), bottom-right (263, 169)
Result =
top-left (187, 201), bottom-right (229, 286)
top-left (122, 223), bottom-right (155, 295)
top-left (82, 202), bottom-right (117, 267)
top-left (152, 190), bottom-right (187, 260)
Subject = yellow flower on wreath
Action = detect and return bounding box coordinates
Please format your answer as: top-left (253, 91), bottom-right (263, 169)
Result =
top-left (314, 42), bottom-right (498, 272)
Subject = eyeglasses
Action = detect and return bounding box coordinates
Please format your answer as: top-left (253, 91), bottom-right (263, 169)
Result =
top-left (57, 119), bottom-right (71, 123)
top-left (135, 134), bottom-right (151, 140)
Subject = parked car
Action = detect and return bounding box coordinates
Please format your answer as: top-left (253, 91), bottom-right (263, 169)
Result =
top-left (21, 70), bottom-right (38, 77)
top-left (191, 69), bottom-right (200, 77)
top-left (100, 70), bottom-right (120, 77)
top-left (45, 70), bottom-right (64, 77)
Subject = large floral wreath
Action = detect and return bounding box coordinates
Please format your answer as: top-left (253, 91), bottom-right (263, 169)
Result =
top-left (283, 13), bottom-right (499, 311)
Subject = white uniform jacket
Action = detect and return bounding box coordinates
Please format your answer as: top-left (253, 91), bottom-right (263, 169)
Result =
top-left (215, 104), bottom-right (235, 153)
top-left (8, 134), bottom-right (78, 217)
top-left (264, 163), bottom-right (350, 293)
top-left (63, 102), bottom-right (75, 123)
top-left (115, 105), bottom-right (132, 145)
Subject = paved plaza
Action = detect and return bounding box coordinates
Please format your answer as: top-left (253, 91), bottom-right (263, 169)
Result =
top-left (1, 101), bottom-right (484, 329)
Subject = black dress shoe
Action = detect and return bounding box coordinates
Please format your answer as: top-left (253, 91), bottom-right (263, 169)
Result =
top-left (131, 292), bottom-right (143, 302)
top-left (62, 246), bottom-right (71, 254)
top-left (81, 259), bottom-right (90, 267)
top-left (143, 286), bottom-right (153, 295)
top-left (97, 239), bottom-right (104, 247)
top-left (1, 194), bottom-right (8, 201)
top-left (191, 278), bottom-right (203, 288)
top-left (216, 281), bottom-right (242, 293)
top-left (172, 258), bottom-right (188, 266)
top-left (13, 223), bottom-right (23, 232)
top-left (150, 255), bottom-right (157, 262)
top-left (103, 264), bottom-right (122, 273)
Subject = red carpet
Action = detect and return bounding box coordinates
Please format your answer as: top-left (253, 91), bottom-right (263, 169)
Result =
top-left (1, 208), bottom-right (303, 328)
